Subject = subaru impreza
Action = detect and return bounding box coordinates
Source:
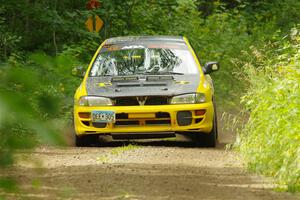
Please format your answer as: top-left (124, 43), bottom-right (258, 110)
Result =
top-left (73, 36), bottom-right (219, 147)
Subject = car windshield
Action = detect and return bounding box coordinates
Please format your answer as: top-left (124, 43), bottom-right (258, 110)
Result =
top-left (89, 43), bottom-right (199, 77)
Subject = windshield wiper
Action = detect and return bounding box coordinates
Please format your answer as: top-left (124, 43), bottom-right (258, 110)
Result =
top-left (138, 71), bottom-right (184, 75)
top-left (157, 71), bottom-right (184, 75)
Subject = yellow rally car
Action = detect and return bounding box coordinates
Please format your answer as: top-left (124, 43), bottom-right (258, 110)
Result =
top-left (73, 36), bottom-right (219, 147)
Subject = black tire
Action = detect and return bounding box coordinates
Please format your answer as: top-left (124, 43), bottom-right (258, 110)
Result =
top-left (192, 101), bottom-right (218, 147)
top-left (75, 134), bottom-right (97, 147)
top-left (213, 100), bottom-right (218, 140)
top-left (75, 134), bottom-right (90, 147)
top-left (72, 117), bottom-right (95, 147)
top-left (205, 113), bottom-right (217, 147)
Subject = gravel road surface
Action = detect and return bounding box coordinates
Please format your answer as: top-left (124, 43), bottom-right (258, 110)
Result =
top-left (1, 122), bottom-right (299, 200)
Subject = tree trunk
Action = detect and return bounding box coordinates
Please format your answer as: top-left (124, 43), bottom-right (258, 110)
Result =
top-left (53, 0), bottom-right (58, 55)
top-left (3, 45), bottom-right (7, 60)
top-left (25, 0), bottom-right (30, 35)
top-left (126, 0), bottom-right (137, 30)
top-left (53, 31), bottom-right (58, 56)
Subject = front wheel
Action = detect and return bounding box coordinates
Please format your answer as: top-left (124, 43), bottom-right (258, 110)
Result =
top-left (192, 103), bottom-right (218, 147)
top-left (204, 114), bottom-right (217, 147)
top-left (75, 135), bottom-right (87, 147)
top-left (75, 134), bottom-right (100, 147)
top-left (206, 100), bottom-right (218, 147)
top-left (72, 117), bottom-right (97, 147)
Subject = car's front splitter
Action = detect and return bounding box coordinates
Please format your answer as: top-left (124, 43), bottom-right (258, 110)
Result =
top-left (74, 102), bottom-right (214, 136)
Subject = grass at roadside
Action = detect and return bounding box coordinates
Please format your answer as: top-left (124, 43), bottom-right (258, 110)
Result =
top-left (235, 30), bottom-right (300, 192)
top-left (96, 144), bottom-right (140, 164)
top-left (111, 144), bottom-right (139, 155)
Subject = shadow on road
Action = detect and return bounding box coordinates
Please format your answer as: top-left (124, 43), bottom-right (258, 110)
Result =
top-left (2, 163), bottom-right (296, 200)
top-left (93, 139), bottom-right (228, 150)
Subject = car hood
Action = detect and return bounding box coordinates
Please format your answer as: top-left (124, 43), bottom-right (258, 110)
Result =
top-left (85, 75), bottom-right (200, 97)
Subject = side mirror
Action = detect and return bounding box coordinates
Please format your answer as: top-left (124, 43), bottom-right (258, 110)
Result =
top-left (72, 66), bottom-right (86, 78)
top-left (203, 62), bottom-right (220, 74)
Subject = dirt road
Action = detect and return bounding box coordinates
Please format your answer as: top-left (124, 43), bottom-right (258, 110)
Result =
top-left (1, 126), bottom-right (299, 199)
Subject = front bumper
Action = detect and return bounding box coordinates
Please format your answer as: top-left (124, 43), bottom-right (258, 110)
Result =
top-left (74, 102), bottom-right (214, 136)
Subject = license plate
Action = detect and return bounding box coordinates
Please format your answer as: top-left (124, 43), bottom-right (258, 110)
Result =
top-left (92, 111), bottom-right (115, 123)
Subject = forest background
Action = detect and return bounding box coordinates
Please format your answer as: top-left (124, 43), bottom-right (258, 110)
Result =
top-left (0, 0), bottom-right (299, 192)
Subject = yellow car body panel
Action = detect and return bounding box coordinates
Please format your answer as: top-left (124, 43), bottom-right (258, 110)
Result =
top-left (73, 36), bottom-right (215, 137)
top-left (184, 37), bottom-right (213, 103)
top-left (74, 40), bottom-right (107, 102)
top-left (74, 103), bottom-right (214, 135)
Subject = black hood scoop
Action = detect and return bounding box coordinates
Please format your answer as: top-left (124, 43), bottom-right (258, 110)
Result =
top-left (116, 82), bottom-right (167, 87)
top-left (86, 74), bottom-right (200, 98)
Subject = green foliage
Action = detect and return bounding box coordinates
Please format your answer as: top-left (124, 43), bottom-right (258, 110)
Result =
top-left (0, 52), bottom-right (84, 192)
top-left (0, 53), bottom-right (82, 173)
top-left (61, 38), bottom-right (100, 62)
top-left (0, 178), bottom-right (17, 192)
top-left (236, 28), bottom-right (300, 192)
top-left (1, 0), bottom-right (300, 194)
top-left (111, 144), bottom-right (139, 155)
top-left (0, 6), bottom-right (22, 60)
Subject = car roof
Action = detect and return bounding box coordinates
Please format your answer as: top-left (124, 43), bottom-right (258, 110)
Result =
top-left (105, 36), bottom-right (185, 45)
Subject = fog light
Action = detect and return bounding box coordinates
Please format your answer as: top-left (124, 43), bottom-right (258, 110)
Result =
top-left (195, 110), bottom-right (206, 116)
top-left (177, 111), bottom-right (192, 126)
top-left (79, 112), bottom-right (90, 119)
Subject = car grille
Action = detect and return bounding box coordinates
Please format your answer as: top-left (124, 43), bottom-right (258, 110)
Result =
top-left (114, 96), bottom-right (169, 106)
top-left (114, 112), bottom-right (171, 127)
top-left (79, 111), bottom-right (205, 129)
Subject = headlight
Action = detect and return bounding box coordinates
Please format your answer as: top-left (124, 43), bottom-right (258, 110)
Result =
top-left (78, 96), bottom-right (113, 106)
top-left (170, 93), bottom-right (206, 104)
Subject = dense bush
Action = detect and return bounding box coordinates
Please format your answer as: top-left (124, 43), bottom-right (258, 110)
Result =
top-left (1, 0), bottom-right (300, 193)
top-left (237, 28), bottom-right (300, 191)
top-left (0, 53), bottom-right (82, 167)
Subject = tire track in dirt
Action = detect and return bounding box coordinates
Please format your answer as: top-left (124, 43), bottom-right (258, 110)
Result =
top-left (1, 117), bottom-right (299, 199)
